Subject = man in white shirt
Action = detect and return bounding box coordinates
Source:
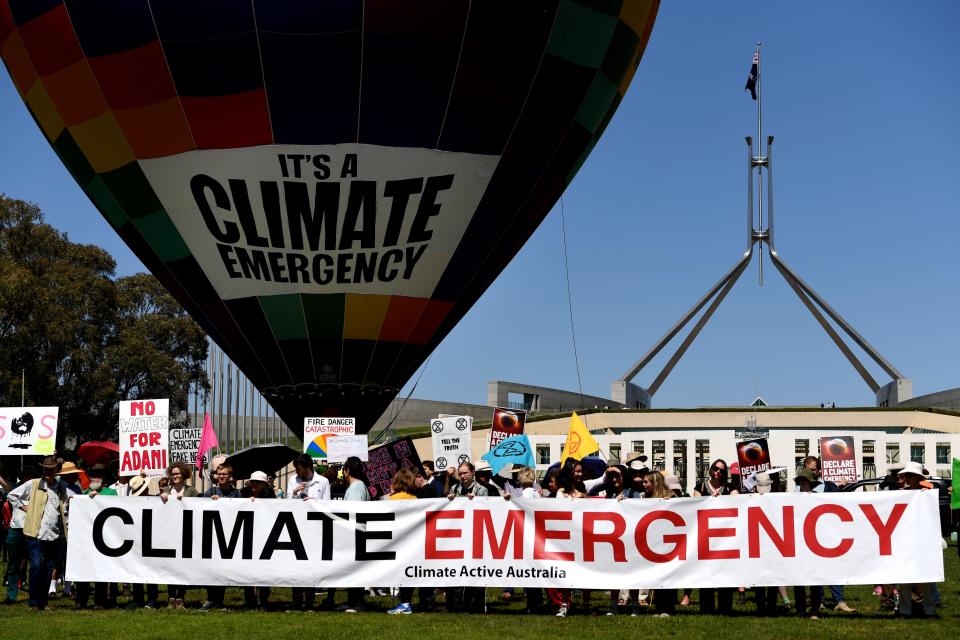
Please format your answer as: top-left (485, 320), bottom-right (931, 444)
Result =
top-left (286, 454), bottom-right (330, 500)
top-left (287, 454), bottom-right (329, 610)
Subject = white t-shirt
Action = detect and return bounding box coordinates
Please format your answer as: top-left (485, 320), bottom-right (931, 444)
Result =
top-left (521, 487), bottom-right (541, 500)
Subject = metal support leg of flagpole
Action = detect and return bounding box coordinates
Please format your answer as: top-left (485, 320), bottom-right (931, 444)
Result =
top-left (647, 257), bottom-right (751, 396)
top-left (770, 256), bottom-right (880, 393)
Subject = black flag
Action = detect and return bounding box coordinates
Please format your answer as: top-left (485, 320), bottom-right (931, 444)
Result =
top-left (745, 51), bottom-right (758, 100)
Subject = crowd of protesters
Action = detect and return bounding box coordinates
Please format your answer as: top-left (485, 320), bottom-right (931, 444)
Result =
top-left (0, 449), bottom-right (952, 619)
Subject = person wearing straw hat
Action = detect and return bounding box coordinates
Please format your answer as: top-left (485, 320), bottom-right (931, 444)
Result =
top-left (6, 456), bottom-right (80, 610)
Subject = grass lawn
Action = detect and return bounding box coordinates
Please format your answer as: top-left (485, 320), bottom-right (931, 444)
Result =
top-left (1, 545), bottom-right (957, 640)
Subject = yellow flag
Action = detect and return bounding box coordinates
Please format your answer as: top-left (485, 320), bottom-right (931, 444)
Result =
top-left (561, 412), bottom-right (599, 467)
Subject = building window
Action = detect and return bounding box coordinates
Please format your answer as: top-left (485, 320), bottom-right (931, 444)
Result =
top-left (609, 443), bottom-right (621, 464)
top-left (536, 444), bottom-right (550, 465)
top-left (910, 443), bottom-right (925, 464)
top-left (631, 441), bottom-right (644, 454)
top-left (652, 440), bottom-right (665, 471)
top-left (886, 443), bottom-right (900, 465)
top-left (936, 443), bottom-right (950, 465)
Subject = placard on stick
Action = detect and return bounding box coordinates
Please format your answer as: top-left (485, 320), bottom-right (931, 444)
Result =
top-left (489, 407), bottom-right (526, 449)
top-left (119, 399), bottom-right (169, 477)
top-left (363, 437), bottom-right (423, 499)
top-left (326, 435), bottom-right (369, 463)
top-left (0, 406), bottom-right (58, 455)
top-left (736, 438), bottom-right (772, 476)
top-left (431, 415), bottom-right (472, 471)
top-left (819, 436), bottom-right (858, 484)
top-left (304, 417), bottom-right (355, 459)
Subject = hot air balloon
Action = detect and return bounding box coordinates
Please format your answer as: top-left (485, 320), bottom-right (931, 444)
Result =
top-left (0, 0), bottom-right (659, 437)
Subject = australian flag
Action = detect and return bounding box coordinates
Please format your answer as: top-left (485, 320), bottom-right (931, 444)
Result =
top-left (745, 51), bottom-right (758, 100)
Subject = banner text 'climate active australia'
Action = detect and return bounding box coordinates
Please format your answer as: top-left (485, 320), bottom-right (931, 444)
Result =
top-left (191, 153), bottom-right (455, 286)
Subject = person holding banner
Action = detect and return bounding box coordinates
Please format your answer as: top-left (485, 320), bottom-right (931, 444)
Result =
top-left (242, 471), bottom-right (274, 610)
top-left (387, 469), bottom-right (419, 615)
top-left (792, 469), bottom-right (825, 619)
top-left (124, 475), bottom-right (160, 610)
top-left (287, 455), bottom-right (330, 611)
top-left (199, 463), bottom-right (240, 611)
top-left (6, 456), bottom-right (79, 611)
top-left (895, 462), bottom-right (939, 618)
top-left (692, 459), bottom-right (737, 616)
top-left (329, 457), bottom-right (370, 613)
top-left (446, 461), bottom-right (488, 614)
top-left (74, 465), bottom-right (116, 610)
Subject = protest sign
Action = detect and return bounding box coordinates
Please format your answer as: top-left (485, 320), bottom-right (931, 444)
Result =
top-left (169, 425), bottom-right (203, 465)
top-left (327, 435), bottom-right (369, 463)
top-left (489, 407), bottom-right (526, 449)
top-left (0, 406), bottom-right (57, 456)
top-left (66, 490), bottom-right (943, 589)
top-left (119, 399), bottom-right (169, 477)
top-left (363, 437), bottom-right (423, 498)
top-left (431, 415), bottom-right (473, 471)
top-left (736, 438), bottom-right (771, 476)
top-left (304, 417), bottom-right (355, 459)
top-left (819, 436), bottom-right (858, 484)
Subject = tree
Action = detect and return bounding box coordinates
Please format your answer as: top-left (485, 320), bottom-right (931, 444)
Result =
top-left (0, 195), bottom-right (208, 445)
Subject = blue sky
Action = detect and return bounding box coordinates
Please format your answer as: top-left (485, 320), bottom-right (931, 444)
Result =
top-left (2, 2), bottom-right (958, 410)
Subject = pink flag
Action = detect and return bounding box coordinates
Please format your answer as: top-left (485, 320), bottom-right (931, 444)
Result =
top-left (196, 412), bottom-right (219, 469)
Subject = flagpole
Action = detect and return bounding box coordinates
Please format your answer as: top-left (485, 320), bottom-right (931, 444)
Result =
top-left (755, 42), bottom-right (763, 286)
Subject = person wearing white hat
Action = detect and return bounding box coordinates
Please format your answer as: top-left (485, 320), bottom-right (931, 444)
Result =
top-left (240, 471), bottom-right (274, 610)
top-left (895, 462), bottom-right (937, 618)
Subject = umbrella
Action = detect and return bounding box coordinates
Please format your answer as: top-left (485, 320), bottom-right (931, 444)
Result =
top-left (77, 441), bottom-right (119, 467)
top-left (224, 443), bottom-right (299, 481)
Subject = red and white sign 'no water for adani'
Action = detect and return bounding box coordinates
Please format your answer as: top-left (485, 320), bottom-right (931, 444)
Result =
top-left (66, 490), bottom-right (942, 589)
top-left (118, 399), bottom-right (169, 477)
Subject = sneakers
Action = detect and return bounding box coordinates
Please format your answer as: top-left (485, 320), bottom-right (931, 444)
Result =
top-left (144, 600), bottom-right (157, 609)
top-left (556, 603), bottom-right (568, 617)
top-left (834, 601), bottom-right (856, 613)
top-left (199, 600), bottom-right (218, 611)
top-left (387, 603), bottom-right (413, 615)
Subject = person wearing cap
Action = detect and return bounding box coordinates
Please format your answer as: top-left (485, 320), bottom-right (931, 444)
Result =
top-left (74, 464), bottom-right (117, 610)
top-left (6, 456), bottom-right (80, 610)
top-left (894, 462), bottom-right (937, 618)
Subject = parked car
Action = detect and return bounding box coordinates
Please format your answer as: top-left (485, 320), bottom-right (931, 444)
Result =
top-left (841, 476), bottom-right (954, 538)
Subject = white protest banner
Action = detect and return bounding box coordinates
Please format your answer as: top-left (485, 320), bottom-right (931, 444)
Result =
top-left (119, 399), bottom-right (169, 477)
top-left (66, 490), bottom-right (942, 589)
top-left (0, 407), bottom-right (58, 456)
top-left (820, 436), bottom-right (858, 484)
top-left (169, 425), bottom-right (203, 465)
top-left (304, 417), bottom-right (355, 459)
top-left (431, 415), bottom-right (472, 471)
top-left (326, 435), bottom-right (369, 463)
